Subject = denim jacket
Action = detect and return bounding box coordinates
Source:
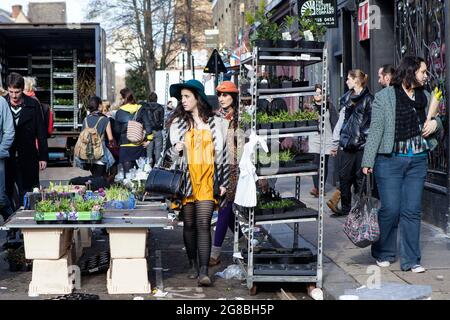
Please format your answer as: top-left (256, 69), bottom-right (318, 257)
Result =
top-left (0, 96), bottom-right (15, 159)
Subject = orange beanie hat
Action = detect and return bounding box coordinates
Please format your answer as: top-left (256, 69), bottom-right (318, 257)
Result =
top-left (216, 81), bottom-right (239, 93)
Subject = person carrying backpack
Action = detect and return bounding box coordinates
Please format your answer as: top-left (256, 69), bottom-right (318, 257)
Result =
top-left (75, 96), bottom-right (115, 177)
top-left (113, 88), bottom-right (152, 173)
top-left (141, 92), bottom-right (165, 166)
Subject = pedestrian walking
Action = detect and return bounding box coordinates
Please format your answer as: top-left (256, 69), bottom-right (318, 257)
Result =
top-left (75, 96), bottom-right (115, 177)
top-left (141, 92), bottom-right (165, 166)
top-left (209, 81), bottom-right (240, 266)
top-left (335, 69), bottom-right (373, 216)
top-left (362, 56), bottom-right (442, 273)
top-left (306, 84), bottom-right (338, 197)
top-left (24, 76), bottom-right (53, 138)
top-left (166, 79), bottom-right (229, 286)
top-left (112, 88), bottom-right (151, 174)
top-left (4, 73), bottom-right (48, 209)
top-left (0, 95), bottom-right (15, 221)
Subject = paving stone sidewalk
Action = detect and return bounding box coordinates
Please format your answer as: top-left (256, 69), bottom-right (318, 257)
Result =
top-left (268, 177), bottom-right (450, 300)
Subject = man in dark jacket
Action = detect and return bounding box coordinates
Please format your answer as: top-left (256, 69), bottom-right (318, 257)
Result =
top-left (5, 73), bottom-right (48, 210)
top-left (141, 92), bottom-right (165, 166)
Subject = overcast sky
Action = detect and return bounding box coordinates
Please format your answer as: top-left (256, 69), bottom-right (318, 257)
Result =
top-left (0, 0), bottom-right (91, 23)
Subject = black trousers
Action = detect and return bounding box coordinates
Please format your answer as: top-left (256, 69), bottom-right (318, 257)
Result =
top-left (338, 149), bottom-right (364, 214)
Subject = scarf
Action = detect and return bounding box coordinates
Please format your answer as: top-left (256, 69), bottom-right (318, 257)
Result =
top-left (394, 86), bottom-right (427, 142)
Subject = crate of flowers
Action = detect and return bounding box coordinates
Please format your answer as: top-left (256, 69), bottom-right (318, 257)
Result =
top-left (34, 197), bottom-right (104, 224)
top-left (103, 186), bottom-right (136, 210)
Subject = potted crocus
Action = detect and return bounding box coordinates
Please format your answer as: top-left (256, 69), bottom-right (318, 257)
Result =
top-left (279, 150), bottom-right (295, 168)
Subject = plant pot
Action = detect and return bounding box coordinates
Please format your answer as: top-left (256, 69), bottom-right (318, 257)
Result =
top-left (258, 161), bottom-right (270, 168)
top-left (292, 80), bottom-right (309, 87)
top-left (273, 207), bottom-right (284, 215)
top-left (276, 40), bottom-right (297, 49)
top-left (269, 81), bottom-right (281, 89)
top-left (298, 40), bottom-right (317, 49)
top-left (296, 120), bottom-right (308, 127)
top-left (281, 160), bottom-right (295, 167)
top-left (255, 39), bottom-right (274, 56)
top-left (260, 208), bottom-right (273, 215)
top-left (308, 119), bottom-right (319, 126)
top-left (257, 82), bottom-right (269, 89)
top-left (284, 121), bottom-right (296, 128)
top-left (276, 40), bottom-right (296, 56)
top-left (258, 123), bottom-right (272, 130)
top-left (272, 122), bottom-right (283, 129)
top-left (314, 41), bottom-right (325, 49)
top-left (282, 80), bottom-right (292, 88)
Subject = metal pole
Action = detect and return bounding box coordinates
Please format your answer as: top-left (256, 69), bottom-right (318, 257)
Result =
top-left (214, 50), bottom-right (219, 92)
top-left (191, 55), bottom-right (195, 79)
top-left (445, 0), bottom-right (450, 235)
top-left (182, 51), bottom-right (185, 82)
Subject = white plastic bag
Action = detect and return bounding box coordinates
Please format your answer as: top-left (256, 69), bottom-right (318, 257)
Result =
top-left (215, 264), bottom-right (246, 280)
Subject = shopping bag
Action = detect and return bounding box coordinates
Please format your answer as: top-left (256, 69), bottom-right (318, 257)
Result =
top-left (343, 174), bottom-right (380, 248)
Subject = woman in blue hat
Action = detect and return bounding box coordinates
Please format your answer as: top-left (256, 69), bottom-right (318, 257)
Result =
top-left (166, 79), bottom-right (230, 286)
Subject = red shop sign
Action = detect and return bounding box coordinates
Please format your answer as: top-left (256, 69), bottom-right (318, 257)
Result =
top-left (358, 0), bottom-right (370, 41)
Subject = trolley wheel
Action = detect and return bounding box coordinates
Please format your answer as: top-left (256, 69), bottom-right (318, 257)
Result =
top-left (249, 285), bottom-right (257, 296)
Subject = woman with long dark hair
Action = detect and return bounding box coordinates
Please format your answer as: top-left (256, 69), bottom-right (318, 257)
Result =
top-left (209, 81), bottom-right (239, 266)
top-left (362, 56), bottom-right (442, 272)
top-left (166, 79), bottom-right (230, 286)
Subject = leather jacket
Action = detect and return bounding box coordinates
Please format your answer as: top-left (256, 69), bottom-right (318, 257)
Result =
top-left (339, 87), bottom-right (374, 152)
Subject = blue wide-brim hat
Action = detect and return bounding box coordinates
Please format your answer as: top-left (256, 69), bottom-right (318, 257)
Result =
top-left (170, 79), bottom-right (212, 109)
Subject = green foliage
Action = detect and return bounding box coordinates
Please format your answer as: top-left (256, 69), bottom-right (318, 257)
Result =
top-left (256, 112), bottom-right (271, 124)
top-left (58, 198), bottom-right (71, 212)
top-left (246, 0), bottom-right (281, 45)
top-left (258, 152), bottom-right (278, 164)
top-left (279, 150), bottom-right (294, 162)
top-left (257, 199), bottom-right (295, 209)
top-left (240, 112), bottom-right (252, 124)
top-left (36, 200), bottom-right (57, 213)
top-left (105, 185), bottom-right (131, 201)
top-left (125, 67), bottom-right (148, 102)
top-left (298, 9), bottom-right (327, 40)
top-left (6, 246), bottom-right (27, 264)
top-left (74, 198), bottom-right (102, 212)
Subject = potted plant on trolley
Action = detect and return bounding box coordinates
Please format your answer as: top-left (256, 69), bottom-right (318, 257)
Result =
top-left (276, 15), bottom-right (298, 55)
top-left (297, 9), bottom-right (326, 49)
top-left (246, 0), bottom-right (280, 56)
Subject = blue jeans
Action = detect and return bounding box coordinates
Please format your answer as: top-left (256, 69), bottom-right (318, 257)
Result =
top-left (372, 154), bottom-right (427, 270)
top-left (0, 158), bottom-right (13, 220)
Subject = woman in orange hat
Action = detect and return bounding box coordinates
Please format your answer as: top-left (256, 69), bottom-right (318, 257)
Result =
top-left (209, 81), bottom-right (240, 266)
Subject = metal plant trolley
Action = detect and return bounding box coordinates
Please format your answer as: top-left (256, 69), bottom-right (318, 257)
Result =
top-left (234, 45), bottom-right (328, 294)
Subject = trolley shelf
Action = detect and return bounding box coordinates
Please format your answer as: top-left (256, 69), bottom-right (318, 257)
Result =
top-left (256, 126), bottom-right (319, 137)
top-left (237, 207), bottom-right (318, 225)
top-left (256, 163), bottom-right (319, 178)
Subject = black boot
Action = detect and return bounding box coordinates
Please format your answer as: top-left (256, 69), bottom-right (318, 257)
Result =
top-left (198, 265), bottom-right (211, 286)
top-left (187, 259), bottom-right (199, 279)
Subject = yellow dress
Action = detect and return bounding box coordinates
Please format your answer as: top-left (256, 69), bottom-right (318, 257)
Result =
top-left (182, 128), bottom-right (216, 204)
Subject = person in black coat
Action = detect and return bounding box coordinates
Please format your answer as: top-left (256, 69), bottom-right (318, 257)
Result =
top-left (337, 69), bottom-right (374, 216)
top-left (5, 73), bottom-right (48, 210)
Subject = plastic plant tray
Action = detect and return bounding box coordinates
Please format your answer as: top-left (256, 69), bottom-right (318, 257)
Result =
top-left (253, 263), bottom-right (317, 276)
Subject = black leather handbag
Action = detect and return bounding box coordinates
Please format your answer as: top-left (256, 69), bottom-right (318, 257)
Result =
top-left (145, 165), bottom-right (185, 199)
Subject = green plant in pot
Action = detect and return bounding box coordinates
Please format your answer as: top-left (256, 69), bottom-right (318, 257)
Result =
top-left (256, 112), bottom-right (272, 130)
top-left (276, 15), bottom-right (298, 52)
top-left (246, 0), bottom-right (280, 54)
top-left (5, 246), bottom-right (30, 272)
top-left (298, 9), bottom-right (326, 49)
top-left (279, 150), bottom-right (295, 167)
